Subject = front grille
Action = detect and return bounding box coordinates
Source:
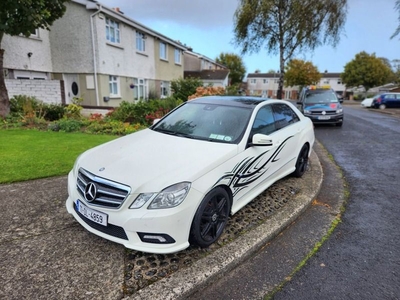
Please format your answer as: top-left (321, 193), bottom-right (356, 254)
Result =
top-left (73, 202), bottom-right (128, 240)
top-left (310, 110), bottom-right (338, 115)
top-left (77, 168), bottom-right (130, 209)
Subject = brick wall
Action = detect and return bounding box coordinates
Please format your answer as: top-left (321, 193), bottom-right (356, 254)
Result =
top-left (5, 79), bottom-right (64, 104)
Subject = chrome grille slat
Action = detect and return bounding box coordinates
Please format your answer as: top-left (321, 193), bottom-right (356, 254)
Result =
top-left (76, 168), bottom-right (131, 209)
top-left (96, 197), bottom-right (122, 205)
top-left (97, 188), bottom-right (126, 199)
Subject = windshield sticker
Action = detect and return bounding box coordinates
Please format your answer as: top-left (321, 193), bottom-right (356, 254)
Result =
top-left (209, 134), bottom-right (232, 141)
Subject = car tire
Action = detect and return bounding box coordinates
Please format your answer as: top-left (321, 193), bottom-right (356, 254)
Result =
top-left (189, 187), bottom-right (231, 248)
top-left (379, 104), bottom-right (386, 109)
top-left (292, 144), bottom-right (309, 178)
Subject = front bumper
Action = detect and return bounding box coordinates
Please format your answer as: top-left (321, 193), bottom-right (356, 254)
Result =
top-left (304, 113), bottom-right (344, 124)
top-left (66, 171), bottom-right (203, 254)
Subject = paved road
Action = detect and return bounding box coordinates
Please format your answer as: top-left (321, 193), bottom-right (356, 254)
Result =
top-left (191, 106), bottom-right (400, 299)
top-left (274, 106), bottom-right (400, 299)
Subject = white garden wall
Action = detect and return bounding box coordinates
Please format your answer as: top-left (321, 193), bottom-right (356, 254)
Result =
top-left (5, 79), bottom-right (64, 104)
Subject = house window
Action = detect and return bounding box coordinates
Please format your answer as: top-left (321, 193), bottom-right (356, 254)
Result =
top-left (134, 78), bottom-right (147, 100)
top-left (263, 79), bottom-right (268, 84)
top-left (136, 32), bottom-right (146, 52)
top-left (160, 42), bottom-right (167, 60)
top-left (30, 29), bottom-right (39, 37)
top-left (160, 81), bottom-right (170, 98)
top-left (174, 49), bottom-right (181, 64)
top-left (337, 80), bottom-right (342, 84)
top-left (14, 70), bottom-right (47, 79)
top-left (106, 18), bottom-right (120, 44)
top-left (323, 79), bottom-right (330, 84)
top-left (109, 75), bottom-right (120, 96)
top-left (250, 79), bottom-right (256, 84)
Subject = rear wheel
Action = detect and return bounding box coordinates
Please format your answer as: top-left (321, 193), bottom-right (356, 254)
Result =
top-left (292, 144), bottom-right (309, 178)
top-left (379, 104), bottom-right (386, 109)
top-left (189, 187), bottom-right (231, 248)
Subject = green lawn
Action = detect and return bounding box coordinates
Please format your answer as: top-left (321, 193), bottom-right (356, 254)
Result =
top-left (0, 129), bottom-right (118, 184)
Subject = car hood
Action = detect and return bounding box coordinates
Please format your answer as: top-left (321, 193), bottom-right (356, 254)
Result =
top-left (76, 129), bottom-right (239, 192)
top-left (304, 103), bottom-right (341, 111)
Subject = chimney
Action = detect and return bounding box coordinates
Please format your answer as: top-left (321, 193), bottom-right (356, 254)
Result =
top-left (113, 7), bottom-right (124, 14)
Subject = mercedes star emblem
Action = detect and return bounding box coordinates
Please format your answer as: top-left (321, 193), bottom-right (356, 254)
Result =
top-left (84, 182), bottom-right (97, 202)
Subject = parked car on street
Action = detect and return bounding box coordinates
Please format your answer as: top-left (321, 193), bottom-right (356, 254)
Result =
top-left (371, 92), bottom-right (400, 109)
top-left (361, 96), bottom-right (377, 108)
top-left (66, 96), bottom-right (315, 254)
top-left (297, 86), bottom-right (344, 127)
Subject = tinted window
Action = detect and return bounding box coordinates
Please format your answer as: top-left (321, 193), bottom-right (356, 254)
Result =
top-left (251, 105), bottom-right (276, 135)
top-left (272, 104), bottom-right (300, 130)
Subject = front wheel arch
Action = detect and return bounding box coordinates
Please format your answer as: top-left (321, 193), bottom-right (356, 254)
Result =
top-left (189, 186), bottom-right (232, 248)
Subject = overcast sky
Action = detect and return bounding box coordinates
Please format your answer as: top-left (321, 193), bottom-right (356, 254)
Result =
top-left (99, 0), bottom-right (400, 76)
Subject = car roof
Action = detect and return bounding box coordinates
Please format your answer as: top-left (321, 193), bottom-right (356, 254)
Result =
top-left (189, 96), bottom-right (269, 108)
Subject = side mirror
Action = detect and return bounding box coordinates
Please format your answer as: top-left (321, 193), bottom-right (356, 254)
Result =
top-left (250, 133), bottom-right (273, 146)
top-left (296, 101), bottom-right (302, 105)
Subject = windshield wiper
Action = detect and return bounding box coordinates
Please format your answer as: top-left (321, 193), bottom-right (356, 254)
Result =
top-left (153, 128), bottom-right (194, 139)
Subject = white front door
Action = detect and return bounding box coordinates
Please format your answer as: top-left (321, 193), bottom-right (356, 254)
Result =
top-left (63, 74), bottom-right (80, 104)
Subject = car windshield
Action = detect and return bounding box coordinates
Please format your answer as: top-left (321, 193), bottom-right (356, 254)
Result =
top-left (304, 91), bottom-right (339, 104)
top-left (152, 102), bottom-right (252, 144)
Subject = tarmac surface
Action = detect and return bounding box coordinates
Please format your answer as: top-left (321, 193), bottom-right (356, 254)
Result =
top-left (2, 100), bottom-right (394, 299)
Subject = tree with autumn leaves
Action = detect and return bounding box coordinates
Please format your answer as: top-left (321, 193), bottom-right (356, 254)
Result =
top-left (284, 59), bottom-right (321, 90)
top-left (341, 51), bottom-right (394, 91)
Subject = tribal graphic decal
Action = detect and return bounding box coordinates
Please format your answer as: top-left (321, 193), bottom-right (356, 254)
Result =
top-left (215, 135), bottom-right (294, 197)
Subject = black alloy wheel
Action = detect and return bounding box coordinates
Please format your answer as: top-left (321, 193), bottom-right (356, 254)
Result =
top-left (189, 187), bottom-right (231, 248)
top-left (292, 144), bottom-right (309, 178)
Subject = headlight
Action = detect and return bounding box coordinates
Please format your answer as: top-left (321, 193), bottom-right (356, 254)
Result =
top-left (336, 108), bottom-right (343, 113)
top-left (130, 182), bottom-right (191, 209)
top-left (304, 109), bottom-right (311, 114)
top-left (130, 193), bottom-right (155, 209)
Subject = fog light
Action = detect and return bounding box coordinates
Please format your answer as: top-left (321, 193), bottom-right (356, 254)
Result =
top-left (137, 232), bottom-right (176, 244)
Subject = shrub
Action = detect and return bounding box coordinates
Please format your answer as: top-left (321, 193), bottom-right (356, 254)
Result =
top-left (145, 108), bottom-right (170, 125)
top-left (225, 83), bottom-right (242, 96)
top-left (43, 103), bottom-right (65, 121)
top-left (55, 118), bottom-right (83, 132)
top-left (353, 94), bottom-right (365, 101)
top-left (86, 120), bottom-right (144, 135)
top-left (107, 98), bottom-right (182, 125)
top-left (170, 77), bottom-right (204, 101)
top-left (10, 95), bottom-right (40, 115)
top-left (64, 97), bottom-right (83, 119)
top-left (107, 101), bottom-right (139, 123)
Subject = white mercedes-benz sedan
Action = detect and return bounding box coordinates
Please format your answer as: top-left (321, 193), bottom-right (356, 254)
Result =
top-left (66, 96), bottom-right (315, 254)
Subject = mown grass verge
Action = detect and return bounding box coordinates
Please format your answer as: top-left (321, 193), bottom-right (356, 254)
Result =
top-left (0, 129), bottom-right (117, 183)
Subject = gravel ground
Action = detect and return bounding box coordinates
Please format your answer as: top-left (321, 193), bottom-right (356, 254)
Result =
top-left (123, 176), bottom-right (305, 295)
